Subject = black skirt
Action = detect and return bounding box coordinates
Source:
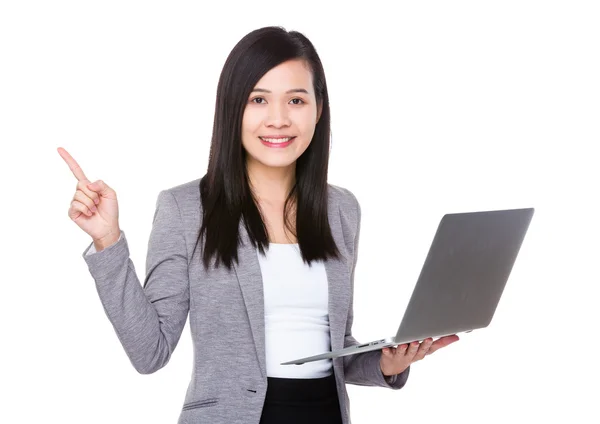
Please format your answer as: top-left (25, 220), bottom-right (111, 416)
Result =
top-left (259, 372), bottom-right (343, 424)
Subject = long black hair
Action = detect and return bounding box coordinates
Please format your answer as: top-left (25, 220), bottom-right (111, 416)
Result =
top-left (195, 26), bottom-right (340, 272)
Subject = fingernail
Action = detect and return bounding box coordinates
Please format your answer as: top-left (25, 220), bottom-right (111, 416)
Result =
top-left (91, 206), bottom-right (97, 212)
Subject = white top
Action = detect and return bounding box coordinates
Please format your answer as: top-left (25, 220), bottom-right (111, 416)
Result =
top-left (257, 242), bottom-right (332, 378)
top-left (87, 234), bottom-right (333, 378)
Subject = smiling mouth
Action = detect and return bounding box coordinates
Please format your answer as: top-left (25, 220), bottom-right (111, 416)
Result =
top-left (258, 136), bottom-right (296, 148)
top-left (259, 136), bottom-right (296, 144)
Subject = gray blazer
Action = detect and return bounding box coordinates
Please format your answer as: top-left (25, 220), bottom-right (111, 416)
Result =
top-left (82, 178), bottom-right (410, 424)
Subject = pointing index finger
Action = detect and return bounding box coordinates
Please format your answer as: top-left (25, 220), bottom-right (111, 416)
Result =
top-left (57, 147), bottom-right (89, 182)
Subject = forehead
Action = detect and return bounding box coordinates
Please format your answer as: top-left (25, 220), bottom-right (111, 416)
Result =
top-left (253, 59), bottom-right (313, 93)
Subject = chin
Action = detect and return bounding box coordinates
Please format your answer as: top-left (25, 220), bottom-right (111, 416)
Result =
top-left (256, 158), bottom-right (298, 168)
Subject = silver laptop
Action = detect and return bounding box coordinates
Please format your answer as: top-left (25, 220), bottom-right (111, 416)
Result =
top-left (281, 207), bottom-right (535, 365)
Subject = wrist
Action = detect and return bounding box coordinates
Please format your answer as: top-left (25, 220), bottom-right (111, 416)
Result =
top-left (93, 229), bottom-right (121, 251)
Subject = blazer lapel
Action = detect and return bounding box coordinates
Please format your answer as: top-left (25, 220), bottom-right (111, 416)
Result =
top-left (233, 205), bottom-right (351, 380)
top-left (233, 220), bottom-right (268, 379)
top-left (324, 254), bottom-right (350, 353)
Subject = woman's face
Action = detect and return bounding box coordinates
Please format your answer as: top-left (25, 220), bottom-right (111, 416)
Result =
top-left (241, 59), bottom-right (322, 171)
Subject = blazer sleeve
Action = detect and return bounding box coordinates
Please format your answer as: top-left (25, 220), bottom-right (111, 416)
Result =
top-left (342, 192), bottom-right (410, 389)
top-left (81, 189), bottom-right (190, 374)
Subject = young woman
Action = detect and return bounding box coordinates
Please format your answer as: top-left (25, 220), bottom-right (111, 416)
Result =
top-left (59, 26), bottom-right (458, 424)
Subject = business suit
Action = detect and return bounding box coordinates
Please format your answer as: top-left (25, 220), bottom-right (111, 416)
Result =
top-left (82, 178), bottom-right (410, 424)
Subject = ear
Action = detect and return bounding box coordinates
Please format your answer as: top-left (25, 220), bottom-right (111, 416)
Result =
top-left (316, 100), bottom-right (323, 124)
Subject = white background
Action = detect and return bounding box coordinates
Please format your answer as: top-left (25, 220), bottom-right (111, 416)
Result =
top-left (1, 1), bottom-right (598, 422)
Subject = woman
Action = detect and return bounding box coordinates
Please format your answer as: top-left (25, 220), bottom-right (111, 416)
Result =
top-left (58, 26), bottom-right (458, 424)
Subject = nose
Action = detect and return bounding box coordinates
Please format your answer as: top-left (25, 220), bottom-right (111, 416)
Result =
top-left (265, 103), bottom-right (291, 128)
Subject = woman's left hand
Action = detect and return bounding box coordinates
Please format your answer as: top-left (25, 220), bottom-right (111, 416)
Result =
top-left (379, 335), bottom-right (460, 377)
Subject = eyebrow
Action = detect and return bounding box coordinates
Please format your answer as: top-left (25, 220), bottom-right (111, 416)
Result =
top-left (251, 88), bottom-right (309, 94)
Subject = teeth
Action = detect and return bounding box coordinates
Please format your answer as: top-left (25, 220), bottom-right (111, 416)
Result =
top-left (260, 137), bottom-right (293, 143)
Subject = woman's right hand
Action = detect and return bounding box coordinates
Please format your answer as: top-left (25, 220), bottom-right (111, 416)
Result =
top-left (58, 147), bottom-right (121, 246)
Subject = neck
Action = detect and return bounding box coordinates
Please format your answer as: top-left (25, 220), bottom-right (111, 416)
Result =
top-left (246, 158), bottom-right (295, 204)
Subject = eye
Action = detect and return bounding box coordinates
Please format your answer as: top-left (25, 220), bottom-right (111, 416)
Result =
top-left (249, 97), bottom-right (305, 105)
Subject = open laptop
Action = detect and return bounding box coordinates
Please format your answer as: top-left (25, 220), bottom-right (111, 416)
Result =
top-left (281, 207), bottom-right (535, 365)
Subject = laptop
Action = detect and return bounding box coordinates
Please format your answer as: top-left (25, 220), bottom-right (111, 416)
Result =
top-left (281, 207), bottom-right (535, 365)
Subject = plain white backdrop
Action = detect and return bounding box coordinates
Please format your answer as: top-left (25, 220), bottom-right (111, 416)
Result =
top-left (1, 1), bottom-right (598, 422)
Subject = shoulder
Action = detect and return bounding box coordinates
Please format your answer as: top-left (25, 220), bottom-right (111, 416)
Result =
top-left (156, 179), bottom-right (358, 213)
top-left (160, 177), bottom-right (202, 199)
top-left (154, 178), bottom-right (202, 213)
top-left (328, 183), bottom-right (361, 234)
top-left (162, 177), bottom-right (202, 195)
top-left (328, 183), bottom-right (360, 212)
